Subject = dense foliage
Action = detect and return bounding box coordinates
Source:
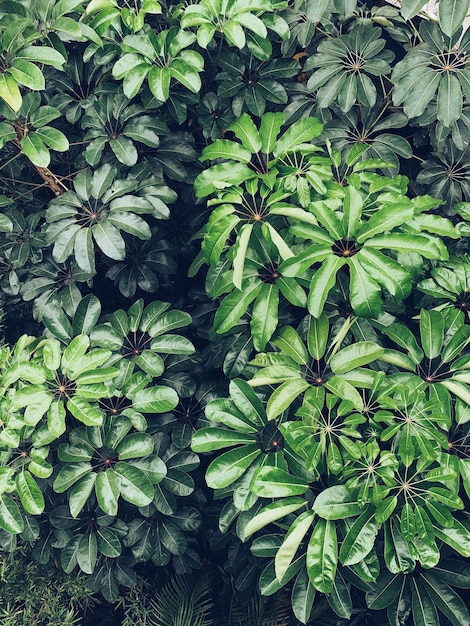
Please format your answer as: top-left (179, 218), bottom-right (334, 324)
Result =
top-left (0, 0), bottom-right (470, 624)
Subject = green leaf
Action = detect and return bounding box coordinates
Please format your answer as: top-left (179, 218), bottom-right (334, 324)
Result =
top-left (191, 427), bottom-right (254, 452)
top-left (72, 295), bottom-right (101, 336)
top-left (400, 0), bottom-right (429, 20)
top-left (273, 326), bottom-right (308, 364)
top-left (348, 256), bottom-right (382, 318)
top-left (67, 397), bottom-right (103, 426)
top-left (48, 400), bottom-right (66, 438)
top-left (0, 494), bottom-right (24, 534)
top-left (148, 309), bottom-right (192, 336)
top-left (308, 256), bottom-right (346, 318)
top-left (274, 117), bottom-right (323, 157)
top-left (243, 498), bottom-right (306, 540)
top-left (229, 112), bottom-right (262, 153)
top-left (194, 162), bottom-right (252, 198)
top-left (292, 568), bottom-right (316, 625)
top-left (330, 341), bottom-right (384, 374)
top-left (116, 433), bottom-right (154, 460)
top-left (307, 314), bottom-right (329, 361)
top-left (97, 527), bottom-right (121, 558)
top-left (205, 444), bottom-right (260, 489)
top-left (109, 135), bottom-right (138, 166)
top-left (266, 378), bottom-right (310, 421)
top-left (92, 221), bottom-right (125, 260)
top-left (21, 133), bottom-right (50, 167)
top-left (77, 533), bottom-right (97, 574)
top-left (420, 309), bottom-right (444, 360)
top-left (146, 335), bottom-right (193, 358)
top-left (230, 378), bottom-right (265, 426)
top-left (147, 64), bottom-right (171, 101)
top-left (69, 473), bottom-right (97, 518)
top-left (233, 222), bottom-right (253, 290)
top-left (313, 485), bottom-right (364, 520)
top-left (132, 386), bottom-right (178, 413)
top-left (9, 59), bottom-right (44, 90)
top-left (251, 283), bottom-right (279, 351)
top-left (343, 185), bottom-right (363, 239)
top-left (95, 469), bottom-right (119, 516)
top-left (53, 462), bottom-right (92, 493)
top-left (252, 466), bottom-right (309, 498)
top-left (439, 0), bottom-right (470, 36)
top-left (114, 461), bottom-right (154, 506)
top-left (15, 471), bottom-right (45, 515)
top-left (339, 507), bottom-right (379, 566)
top-left (60, 536), bottom-right (80, 574)
top-left (421, 572), bottom-right (470, 626)
top-left (201, 139), bottom-right (252, 163)
top-left (35, 127), bottom-right (69, 152)
top-left (42, 303), bottom-right (73, 342)
top-left (16, 46), bottom-right (66, 68)
top-left (366, 571), bottom-right (402, 609)
top-left (434, 520), bottom-right (470, 557)
top-left (0, 73), bottom-right (22, 111)
top-left (306, 519), bottom-right (338, 594)
top-left (170, 60), bottom-right (201, 94)
top-left (214, 282), bottom-right (262, 334)
top-left (327, 570), bottom-right (353, 619)
top-left (259, 111), bottom-right (284, 154)
top-left (410, 578), bottom-right (439, 626)
top-left (437, 72), bottom-right (462, 127)
top-left (275, 511), bottom-right (315, 581)
top-left (356, 203), bottom-right (413, 242)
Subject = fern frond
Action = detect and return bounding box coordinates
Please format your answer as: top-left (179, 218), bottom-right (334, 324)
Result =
top-left (149, 572), bottom-right (214, 626)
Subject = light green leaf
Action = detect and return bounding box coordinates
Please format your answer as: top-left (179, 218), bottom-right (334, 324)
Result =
top-left (92, 221), bottom-right (126, 260)
top-left (229, 112), bottom-right (262, 152)
top-left (275, 511), bottom-right (315, 581)
top-left (266, 378), bottom-right (310, 421)
top-left (330, 341), bottom-right (384, 374)
top-left (205, 444), bottom-right (259, 489)
top-left (252, 466), bottom-right (309, 498)
top-left (21, 133), bottom-right (50, 167)
top-left (420, 309), bottom-right (444, 360)
top-left (251, 283), bottom-right (279, 351)
top-left (439, 0), bottom-right (470, 36)
top-left (273, 326), bottom-right (308, 364)
top-left (0, 494), bottom-right (24, 534)
top-left (233, 222), bottom-right (253, 289)
top-left (0, 73), bottom-right (22, 111)
top-left (313, 485), bottom-right (364, 520)
top-left (114, 461), bottom-right (154, 506)
top-left (274, 117), bottom-right (323, 157)
top-left (201, 139), bottom-right (252, 163)
top-left (339, 507), bottom-right (380, 566)
top-left (348, 256), bottom-right (382, 318)
top-left (306, 519), bottom-right (337, 594)
top-left (242, 498), bottom-right (306, 540)
top-left (308, 256), bottom-right (346, 318)
top-left (15, 471), bottom-right (45, 515)
top-left (69, 474), bottom-right (96, 518)
top-left (132, 386), bottom-right (178, 413)
top-left (9, 59), bottom-right (44, 90)
top-left (95, 469), bottom-right (119, 516)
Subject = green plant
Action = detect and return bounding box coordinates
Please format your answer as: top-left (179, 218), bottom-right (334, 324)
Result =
top-left (2, 1), bottom-right (470, 625)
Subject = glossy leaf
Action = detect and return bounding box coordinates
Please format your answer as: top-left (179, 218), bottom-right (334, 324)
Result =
top-left (306, 519), bottom-right (338, 594)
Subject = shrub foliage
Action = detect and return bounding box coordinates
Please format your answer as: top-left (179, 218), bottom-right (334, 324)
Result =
top-left (0, 1), bottom-right (470, 624)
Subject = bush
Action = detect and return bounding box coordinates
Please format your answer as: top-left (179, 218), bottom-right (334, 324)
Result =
top-left (0, 1), bottom-right (470, 624)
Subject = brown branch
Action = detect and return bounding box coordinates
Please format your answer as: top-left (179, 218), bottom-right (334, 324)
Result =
top-left (12, 119), bottom-right (68, 196)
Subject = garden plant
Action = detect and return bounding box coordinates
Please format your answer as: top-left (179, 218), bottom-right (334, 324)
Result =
top-left (0, 0), bottom-right (470, 624)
